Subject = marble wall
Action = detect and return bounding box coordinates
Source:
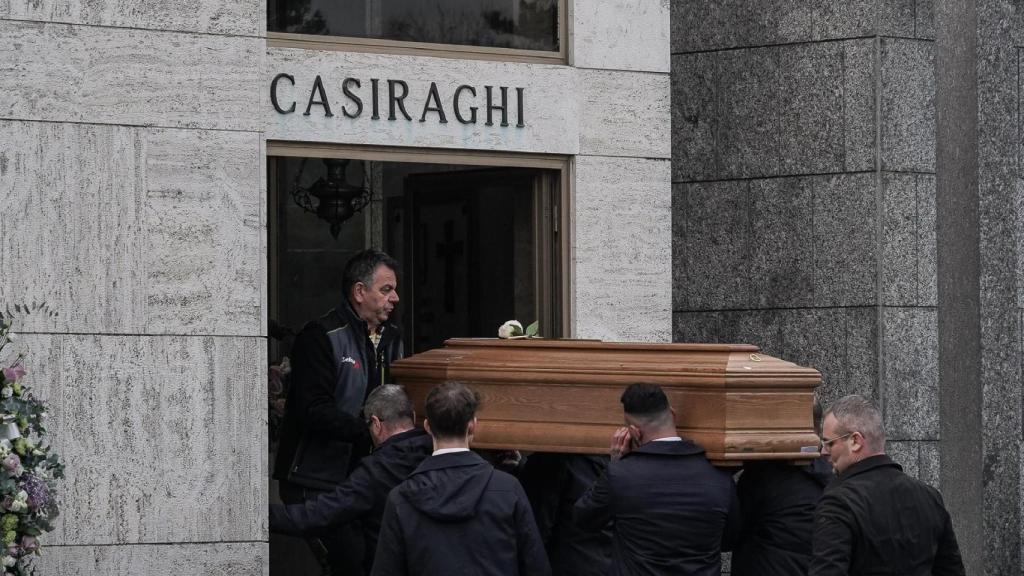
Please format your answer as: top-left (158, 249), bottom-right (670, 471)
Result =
top-left (0, 1), bottom-right (269, 573)
top-left (1, 0), bottom-right (674, 573)
top-left (671, 0), bottom-right (1023, 573)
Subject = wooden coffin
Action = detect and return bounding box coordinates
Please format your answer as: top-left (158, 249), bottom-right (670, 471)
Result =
top-left (390, 338), bottom-right (822, 465)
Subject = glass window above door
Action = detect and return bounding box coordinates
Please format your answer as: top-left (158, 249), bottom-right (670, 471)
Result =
top-left (267, 0), bottom-right (560, 54)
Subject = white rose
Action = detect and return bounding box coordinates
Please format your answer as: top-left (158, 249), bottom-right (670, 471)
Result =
top-left (0, 388), bottom-right (11, 399)
top-left (497, 320), bottom-right (523, 339)
top-left (2, 555), bottom-right (14, 567)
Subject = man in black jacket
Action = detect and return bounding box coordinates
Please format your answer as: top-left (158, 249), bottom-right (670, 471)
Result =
top-left (574, 383), bottom-right (739, 576)
top-left (371, 382), bottom-right (551, 576)
top-left (519, 453), bottom-right (612, 576)
top-left (274, 249), bottom-right (404, 574)
top-left (270, 384), bottom-right (431, 575)
top-left (732, 396), bottom-right (834, 576)
top-left (809, 394), bottom-right (965, 576)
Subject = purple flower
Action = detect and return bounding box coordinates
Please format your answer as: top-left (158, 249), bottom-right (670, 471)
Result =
top-left (20, 475), bottom-right (49, 512)
top-left (0, 365), bottom-right (24, 383)
top-left (0, 455), bottom-right (18, 474)
top-left (5, 544), bottom-right (18, 558)
top-left (19, 536), bottom-right (36, 554)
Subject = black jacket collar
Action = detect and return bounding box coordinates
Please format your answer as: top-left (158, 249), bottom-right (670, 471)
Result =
top-left (378, 427), bottom-right (429, 450)
top-left (337, 299), bottom-right (401, 347)
top-left (629, 438), bottom-right (706, 457)
top-left (838, 453), bottom-right (900, 481)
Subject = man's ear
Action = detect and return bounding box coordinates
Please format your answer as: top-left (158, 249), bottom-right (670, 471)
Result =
top-left (850, 431), bottom-right (865, 453)
top-left (423, 418), bottom-right (432, 436)
top-left (351, 282), bottom-right (366, 304)
top-left (369, 414), bottom-right (382, 432)
top-left (466, 417), bottom-right (478, 439)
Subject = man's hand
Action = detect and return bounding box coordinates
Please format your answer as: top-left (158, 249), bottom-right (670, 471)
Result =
top-left (610, 426), bottom-right (640, 461)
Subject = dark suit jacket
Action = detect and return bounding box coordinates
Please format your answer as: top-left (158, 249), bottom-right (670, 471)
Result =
top-left (574, 439), bottom-right (740, 576)
top-left (732, 457), bottom-right (833, 576)
top-left (371, 451), bottom-right (551, 576)
top-left (270, 428), bottom-right (432, 574)
top-left (809, 454), bottom-right (965, 576)
top-left (520, 453), bottom-right (612, 576)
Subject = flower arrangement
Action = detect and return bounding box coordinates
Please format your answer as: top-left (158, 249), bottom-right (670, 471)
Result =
top-left (268, 357), bottom-right (292, 446)
top-left (497, 320), bottom-right (539, 339)
top-left (0, 318), bottom-right (64, 576)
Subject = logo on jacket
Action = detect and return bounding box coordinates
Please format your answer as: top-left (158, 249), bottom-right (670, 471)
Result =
top-left (341, 356), bottom-right (361, 370)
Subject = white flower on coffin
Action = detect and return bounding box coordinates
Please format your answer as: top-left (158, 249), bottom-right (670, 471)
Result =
top-left (498, 320), bottom-right (524, 339)
top-left (497, 320), bottom-right (540, 339)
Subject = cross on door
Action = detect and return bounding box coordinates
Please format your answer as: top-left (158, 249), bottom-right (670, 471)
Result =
top-left (436, 220), bottom-right (464, 312)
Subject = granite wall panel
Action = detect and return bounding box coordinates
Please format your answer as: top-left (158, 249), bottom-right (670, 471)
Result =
top-left (748, 177), bottom-right (814, 308)
top-left (573, 0), bottom-right (670, 73)
top-left (575, 156), bottom-right (672, 342)
top-left (843, 40), bottom-right (877, 172)
top-left (672, 40), bottom-right (874, 181)
top-left (880, 38), bottom-right (936, 172)
top-left (888, 440), bottom-right (940, 486)
top-left (0, 21), bottom-right (261, 131)
top-left (671, 53), bottom-right (718, 182)
top-left (882, 307), bottom-right (939, 440)
top-left (674, 181), bottom-right (750, 310)
top-left (812, 173), bottom-right (877, 307)
top-left (0, 120), bottom-right (264, 336)
top-left (670, 0), bottom-right (919, 53)
top-left (675, 173), bottom-right (878, 310)
top-left (882, 173), bottom-right (936, 307)
top-left (777, 42), bottom-right (846, 174)
top-left (35, 542), bottom-right (268, 575)
top-left (578, 69), bottom-right (671, 158)
top-left (0, 0), bottom-right (263, 36)
top-left (20, 334), bottom-right (266, 545)
top-left (673, 308), bottom-right (878, 408)
top-left (717, 48), bottom-right (782, 178)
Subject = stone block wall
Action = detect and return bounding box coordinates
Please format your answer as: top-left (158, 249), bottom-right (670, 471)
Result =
top-left (0, 1), bottom-right (268, 573)
top-left (672, 1), bottom-right (1024, 573)
top-left (672, 0), bottom-right (938, 459)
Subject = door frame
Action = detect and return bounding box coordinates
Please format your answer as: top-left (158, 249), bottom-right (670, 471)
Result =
top-left (266, 141), bottom-right (573, 339)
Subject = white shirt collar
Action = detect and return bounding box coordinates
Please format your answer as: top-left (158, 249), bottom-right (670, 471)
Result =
top-left (432, 447), bottom-right (471, 456)
top-left (652, 436), bottom-right (682, 442)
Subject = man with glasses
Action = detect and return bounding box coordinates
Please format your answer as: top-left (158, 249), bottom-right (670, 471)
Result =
top-left (809, 394), bottom-right (965, 576)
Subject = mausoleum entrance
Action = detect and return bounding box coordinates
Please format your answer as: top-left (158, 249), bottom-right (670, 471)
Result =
top-left (266, 148), bottom-right (566, 574)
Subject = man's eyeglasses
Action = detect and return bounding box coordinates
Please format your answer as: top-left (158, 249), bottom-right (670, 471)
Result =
top-left (819, 431), bottom-right (854, 449)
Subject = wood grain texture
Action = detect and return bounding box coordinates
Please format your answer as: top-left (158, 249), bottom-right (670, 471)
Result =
top-left (393, 338), bottom-right (821, 463)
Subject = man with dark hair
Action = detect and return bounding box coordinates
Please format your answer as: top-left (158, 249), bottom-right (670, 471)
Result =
top-left (274, 248), bottom-right (403, 574)
top-left (732, 393), bottom-right (833, 576)
top-left (809, 395), bottom-right (964, 575)
top-left (270, 385), bottom-right (431, 575)
top-left (371, 381), bottom-right (551, 576)
top-left (574, 383), bottom-right (739, 576)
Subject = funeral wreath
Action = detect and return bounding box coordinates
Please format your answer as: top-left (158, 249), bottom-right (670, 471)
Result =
top-left (0, 318), bottom-right (64, 576)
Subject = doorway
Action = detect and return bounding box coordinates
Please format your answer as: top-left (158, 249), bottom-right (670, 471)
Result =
top-left (266, 148), bottom-right (566, 575)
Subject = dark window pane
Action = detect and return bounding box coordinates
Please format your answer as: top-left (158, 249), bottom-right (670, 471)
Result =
top-left (268, 0), bottom-right (559, 52)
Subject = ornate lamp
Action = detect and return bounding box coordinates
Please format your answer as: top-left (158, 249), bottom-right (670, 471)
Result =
top-left (290, 158), bottom-right (371, 239)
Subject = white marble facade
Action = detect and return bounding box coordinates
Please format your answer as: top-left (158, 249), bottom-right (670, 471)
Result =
top-left (0, 0), bottom-right (670, 572)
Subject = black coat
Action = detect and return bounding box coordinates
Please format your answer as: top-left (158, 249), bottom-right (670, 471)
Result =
top-left (574, 440), bottom-right (740, 576)
top-left (520, 453), bottom-right (612, 576)
top-left (732, 457), bottom-right (833, 576)
top-left (270, 428), bottom-right (432, 574)
top-left (274, 301), bottom-right (403, 489)
top-left (809, 454), bottom-right (965, 576)
top-left (371, 451), bottom-right (551, 576)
